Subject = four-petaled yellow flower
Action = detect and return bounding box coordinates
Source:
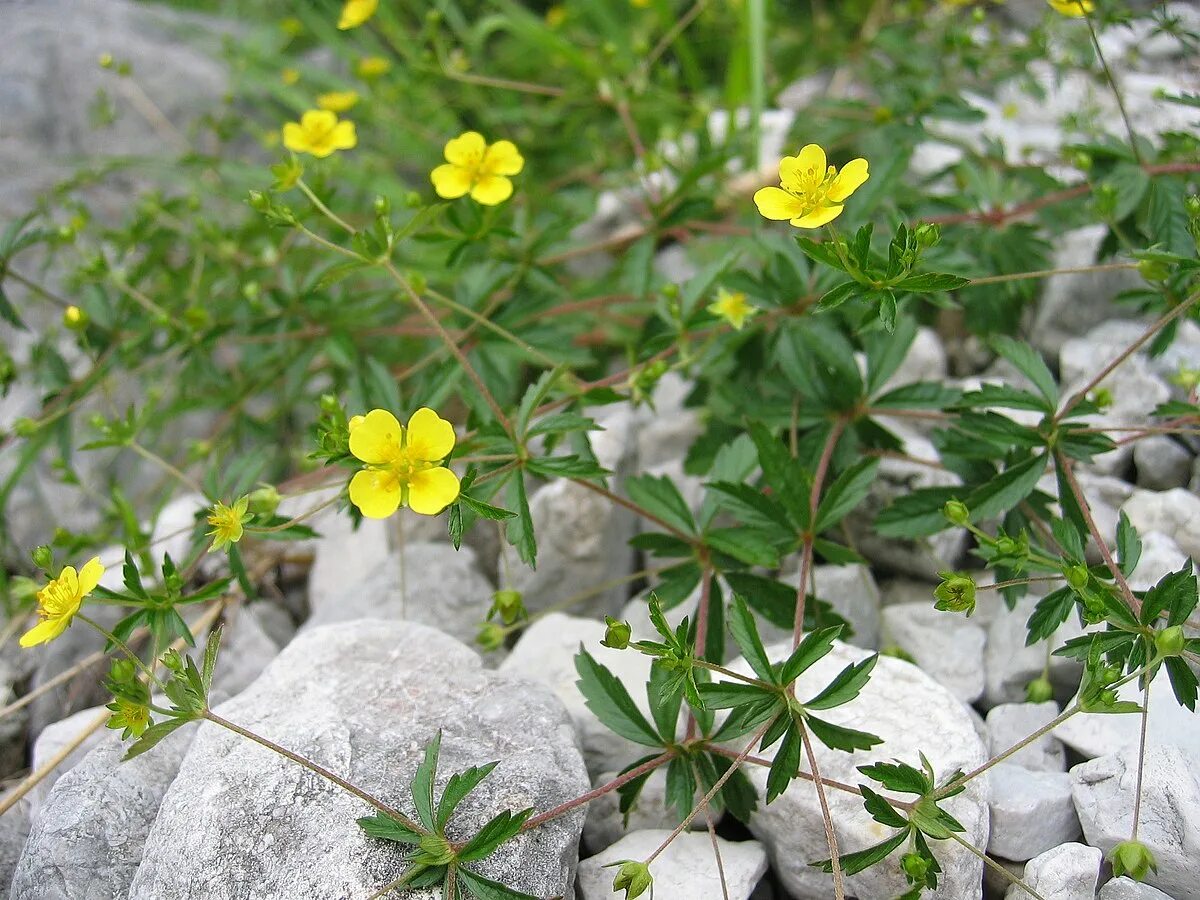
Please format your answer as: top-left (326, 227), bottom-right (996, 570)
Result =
top-left (283, 110), bottom-right (357, 158)
top-left (431, 132), bottom-right (524, 206)
top-left (338, 0), bottom-right (378, 30)
top-left (1047, 0), bottom-right (1093, 15)
top-left (207, 496), bottom-right (251, 552)
top-left (754, 144), bottom-right (870, 229)
top-left (20, 557), bottom-right (104, 648)
top-left (317, 90), bottom-right (359, 113)
top-left (708, 288), bottom-right (757, 330)
top-left (106, 696), bottom-right (151, 739)
top-left (348, 408), bottom-right (461, 518)
top-left (356, 56), bottom-right (392, 80)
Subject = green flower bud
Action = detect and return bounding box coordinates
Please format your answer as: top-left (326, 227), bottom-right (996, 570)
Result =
top-left (373, 195), bottom-right (390, 217)
top-left (1071, 150), bottom-right (1093, 171)
top-left (1137, 258), bottom-right (1171, 283)
top-left (1099, 688), bottom-right (1118, 707)
top-left (476, 621), bottom-right (506, 653)
top-left (943, 500), bottom-right (970, 526)
top-left (490, 589), bottom-right (526, 626)
top-left (606, 860), bottom-right (653, 900)
top-left (109, 658), bottom-right (138, 685)
top-left (14, 417), bottom-right (40, 438)
top-left (601, 616), bottom-right (632, 650)
top-left (32, 545), bottom-right (53, 571)
top-left (319, 394), bottom-right (342, 416)
top-left (1108, 839), bottom-right (1158, 882)
top-left (901, 852), bottom-right (929, 882)
top-left (1025, 676), bottom-right (1054, 704)
top-left (161, 649), bottom-right (185, 673)
top-left (1155, 625), bottom-right (1186, 658)
top-left (934, 571), bottom-right (977, 615)
top-left (914, 223), bottom-right (940, 249)
top-left (247, 484), bottom-right (282, 517)
top-left (1090, 387), bottom-right (1113, 410)
top-left (247, 189), bottom-right (270, 213)
top-left (1100, 664), bottom-right (1122, 685)
top-left (1064, 564), bottom-right (1090, 592)
top-left (404, 191), bottom-right (423, 208)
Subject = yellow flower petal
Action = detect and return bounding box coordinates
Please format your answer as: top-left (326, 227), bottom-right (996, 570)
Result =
top-left (349, 469), bottom-right (402, 518)
top-left (780, 144), bottom-right (828, 192)
top-left (317, 91), bottom-right (359, 113)
top-left (301, 109), bottom-right (338, 134)
top-left (348, 409), bottom-right (404, 464)
top-left (431, 163), bottom-right (472, 199)
top-left (330, 120), bottom-right (358, 151)
top-left (77, 557), bottom-right (105, 595)
top-left (484, 140), bottom-right (524, 176)
top-left (792, 204), bottom-right (845, 228)
top-left (444, 131), bottom-right (487, 166)
top-left (282, 122), bottom-right (307, 153)
top-left (19, 617), bottom-right (70, 648)
top-left (405, 407), bottom-right (456, 462)
top-left (407, 466), bottom-right (460, 515)
top-left (338, 0), bottom-right (378, 30)
top-left (827, 158), bottom-right (870, 202)
top-left (1047, 0), bottom-right (1093, 15)
top-left (470, 175), bottom-right (514, 206)
top-left (753, 186), bottom-right (807, 221)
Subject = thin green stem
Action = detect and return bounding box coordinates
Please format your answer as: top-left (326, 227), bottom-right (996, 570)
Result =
top-left (297, 179), bottom-right (356, 234)
top-left (747, 0), bottom-right (767, 171)
top-left (128, 441), bottom-right (205, 495)
top-left (798, 716), bottom-right (844, 899)
top-left (1131, 677), bottom-right (1151, 840)
top-left (1082, 10), bottom-right (1143, 164)
top-left (77, 613), bottom-right (168, 692)
top-left (946, 831), bottom-right (1047, 900)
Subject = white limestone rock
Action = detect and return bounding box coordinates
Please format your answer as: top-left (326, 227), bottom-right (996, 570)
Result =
top-left (1100, 877), bottom-right (1177, 900)
top-left (1056, 680), bottom-right (1200, 767)
top-left (582, 768), bottom-right (702, 854)
top-left (729, 641), bottom-right (989, 899)
top-left (986, 764), bottom-right (1081, 861)
top-left (577, 830), bottom-right (768, 900)
top-left (501, 613), bottom-right (654, 777)
top-left (1071, 745), bottom-right (1200, 900)
top-left (984, 592), bottom-right (1085, 708)
top-left (1005, 842), bottom-right (1101, 900)
top-left (1122, 488), bottom-right (1200, 560)
top-left (880, 602), bottom-right (986, 703)
top-left (1127, 531), bottom-right (1190, 592)
top-left (985, 702), bottom-right (1066, 773)
top-left (1134, 437), bottom-right (1194, 491)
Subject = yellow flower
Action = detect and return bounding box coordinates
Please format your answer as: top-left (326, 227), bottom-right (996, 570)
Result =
top-left (338, 0), bottom-right (378, 30)
top-left (20, 557), bottom-right (104, 648)
top-left (62, 306), bottom-right (86, 329)
top-left (106, 695), bottom-right (151, 739)
top-left (207, 496), bottom-right (251, 552)
top-left (431, 132), bottom-right (524, 206)
top-left (631, 0), bottom-right (652, 7)
top-left (348, 408), bottom-right (461, 518)
top-left (282, 110), bottom-right (357, 158)
top-left (281, 68), bottom-right (300, 86)
top-left (356, 56), bottom-right (392, 80)
top-left (708, 288), bottom-right (757, 330)
top-left (545, 5), bottom-right (567, 27)
top-left (754, 144), bottom-right (870, 229)
top-left (317, 90), bottom-right (360, 113)
top-left (1047, 0), bottom-right (1094, 15)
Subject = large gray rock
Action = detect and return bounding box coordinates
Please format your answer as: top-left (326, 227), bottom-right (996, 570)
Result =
top-left (1134, 437), bottom-right (1194, 491)
top-left (577, 830), bottom-right (768, 900)
top-left (1127, 531), bottom-right (1190, 592)
top-left (128, 621), bottom-right (589, 899)
top-left (11, 724), bottom-right (195, 900)
top-left (307, 538), bottom-right (495, 649)
top-left (500, 613), bottom-right (653, 778)
top-left (1100, 877), bottom-right (1177, 900)
top-left (984, 593), bottom-right (1085, 708)
top-left (1122, 488), bottom-right (1200, 561)
top-left (880, 602), bottom-right (986, 703)
top-left (1005, 842), bottom-right (1101, 900)
top-left (27, 705), bottom-right (111, 810)
top-left (0, 787), bottom-right (33, 894)
top-left (986, 764), bottom-right (1081, 861)
top-left (1071, 745), bottom-right (1200, 900)
top-left (1055, 679), bottom-right (1200, 768)
top-left (583, 768), bottom-right (703, 853)
top-left (985, 702), bottom-right (1066, 773)
top-left (729, 641), bottom-right (989, 900)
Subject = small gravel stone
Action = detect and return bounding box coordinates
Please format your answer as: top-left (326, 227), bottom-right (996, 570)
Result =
top-left (1005, 842), bottom-right (1101, 900)
top-left (987, 764), bottom-right (1081, 861)
top-left (881, 602), bottom-right (986, 703)
top-left (985, 702), bottom-right (1066, 773)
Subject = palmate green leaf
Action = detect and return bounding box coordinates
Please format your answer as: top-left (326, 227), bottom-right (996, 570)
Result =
top-left (458, 868), bottom-right (540, 900)
top-left (747, 422), bottom-right (810, 528)
top-left (805, 714), bottom-right (883, 753)
top-left (705, 481), bottom-right (795, 533)
top-left (574, 649), bottom-right (662, 747)
top-left (729, 595), bottom-right (775, 682)
top-left (989, 336), bottom-right (1058, 407)
top-left (766, 722), bottom-right (803, 803)
top-left (965, 453), bottom-right (1047, 522)
top-left (1025, 588), bottom-right (1075, 645)
top-left (859, 761), bottom-right (931, 797)
top-left (705, 527), bottom-right (780, 568)
top-left (665, 757), bottom-right (697, 817)
top-left (815, 458), bottom-right (879, 532)
top-left (723, 572), bottom-right (797, 632)
top-left (649, 562), bottom-right (703, 608)
top-left (617, 753), bottom-right (660, 821)
top-left (357, 812), bottom-right (423, 845)
top-left (122, 715), bottom-right (194, 760)
top-left (1140, 563), bottom-right (1198, 627)
top-left (870, 382), bottom-right (962, 411)
top-left (697, 680), bottom-right (774, 710)
top-left (810, 827), bottom-right (909, 876)
top-left (436, 762), bottom-right (498, 830)
top-left (780, 625), bottom-right (843, 685)
top-left (412, 731), bottom-right (442, 831)
top-left (458, 807), bottom-right (533, 863)
top-left (860, 785), bottom-right (911, 828)
top-left (625, 474), bottom-right (696, 537)
top-left (804, 655), bottom-right (877, 711)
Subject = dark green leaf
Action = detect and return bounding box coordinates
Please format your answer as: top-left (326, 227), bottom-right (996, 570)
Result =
top-left (766, 723), bottom-right (803, 803)
top-left (805, 655), bottom-right (877, 710)
top-left (625, 474), bottom-right (697, 537)
top-left (816, 459), bottom-right (879, 532)
top-left (574, 649), bottom-right (663, 747)
top-left (729, 595), bottom-right (775, 682)
top-left (780, 625), bottom-right (842, 684)
top-left (965, 454), bottom-right (1047, 522)
top-left (458, 808), bottom-right (533, 863)
top-left (122, 715), bottom-right (193, 760)
top-left (458, 869), bottom-right (540, 900)
top-left (1165, 656), bottom-right (1198, 711)
top-left (705, 527), bottom-right (779, 568)
top-left (805, 715), bottom-right (883, 753)
top-left (810, 828), bottom-right (909, 876)
top-left (411, 732), bottom-right (441, 831)
top-left (357, 813), bottom-right (423, 845)
top-left (1026, 589), bottom-right (1076, 645)
top-left (437, 762), bottom-right (498, 829)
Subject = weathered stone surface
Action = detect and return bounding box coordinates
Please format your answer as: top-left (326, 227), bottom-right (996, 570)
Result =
top-left (1099, 877), bottom-right (1177, 900)
top-left (1134, 436), bottom-right (1194, 491)
top-left (790, 564), bottom-right (882, 650)
top-left (582, 768), bottom-right (702, 854)
top-left (27, 706), bottom-right (111, 810)
top-left (129, 621), bottom-right (588, 899)
top-left (881, 602), bottom-right (986, 703)
top-left (577, 830), bottom-right (768, 900)
top-left (307, 539), bottom-right (495, 649)
top-left (1005, 842), bottom-right (1101, 900)
top-left (0, 787), bottom-right (33, 894)
top-left (1055, 679), bottom-right (1200, 767)
top-left (500, 613), bottom-right (652, 778)
top-left (1122, 488), bottom-right (1200, 560)
top-left (987, 764), bottom-right (1081, 862)
top-left (11, 724), bottom-right (195, 900)
top-left (1071, 745), bottom-right (1200, 900)
top-left (730, 641), bottom-right (988, 900)
top-left (984, 592), bottom-right (1084, 708)
top-left (985, 703), bottom-right (1066, 773)
top-left (1127, 530), bottom-right (1189, 592)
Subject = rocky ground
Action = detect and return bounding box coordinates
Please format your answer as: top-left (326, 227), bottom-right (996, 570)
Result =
top-left (1, 1), bottom-right (1199, 898)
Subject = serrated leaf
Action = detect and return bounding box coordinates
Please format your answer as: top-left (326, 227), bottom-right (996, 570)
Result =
top-left (436, 762), bottom-right (498, 830)
top-left (965, 453), bottom-right (1047, 522)
top-left (728, 595), bottom-right (775, 682)
top-left (357, 812), bottom-right (423, 845)
top-left (804, 655), bottom-right (877, 710)
top-left (780, 625), bottom-right (842, 685)
top-left (766, 723), bottom-right (803, 803)
top-left (705, 527), bottom-right (779, 568)
top-left (805, 714), bottom-right (883, 753)
top-left (574, 649), bottom-right (662, 747)
top-left (122, 716), bottom-right (193, 760)
top-left (458, 808), bottom-right (533, 863)
top-left (896, 272), bottom-right (971, 292)
top-left (815, 459), bottom-right (879, 532)
top-left (626, 474), bottom-right (696, 536)
top-left (458, 868), bottom-right (540, 900)
top-left (990, 336), bottom-right (1058, 407)
top-left (200, 626), bottom-right (223, 695)
top-left (859, 761), bottom-right (930, 796)
top-left (811, 827), bottom-right (909, 875)
top-left (411, 731), bottom-right (441, 831)
top-left (1165, 656), bottom-right (1198, 711)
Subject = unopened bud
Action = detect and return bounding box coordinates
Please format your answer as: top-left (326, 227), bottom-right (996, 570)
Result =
top-left (602, 616), bottom-right (632, 650)
top-left (32, 545), bottom-right (53, 571)
top-left (1108, 840), bottom-right (1158, 882)
top-left (247, 484), bottom-right (281, 517)
top-left (1025, 676), bottom-right (1054, 704)
top-left (606, 860), bottom-right (653, 899)
top-left (476, 621), bottom-right (506, 653)
top-left (943, 500), bottom-right (970, 526)
top-left (1155, 625), bottom-right (1186, 658)
top-left (933, 572), bottom-right (976, 615)
top-left (490, 589), bottom-right (526, 626)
